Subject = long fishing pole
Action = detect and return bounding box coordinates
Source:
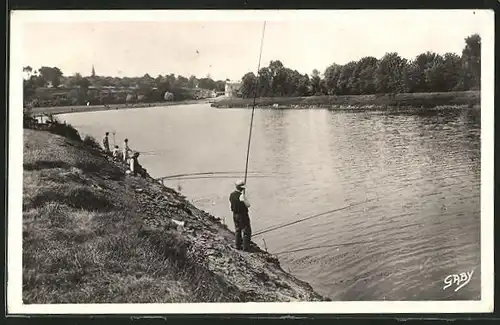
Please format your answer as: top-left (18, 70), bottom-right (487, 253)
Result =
top-left (253, 186), bottom-right (409, 237)
top-left (157, 170), bottom-right (280, 181)
top-left (161, 175), bottom-right (278, 181)
top-left (243, 21), bottom-right (267, 186)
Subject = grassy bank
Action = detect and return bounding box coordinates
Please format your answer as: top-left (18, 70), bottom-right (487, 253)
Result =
top-left (22, 124), bottom-right (325, 303)
top-left (210, 91), bottom-right (480, 110)
top-left (27, 99), bottom-right (212, 116)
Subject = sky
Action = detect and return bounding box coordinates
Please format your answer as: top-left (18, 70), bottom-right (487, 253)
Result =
top-left (18, 10), bottom-right (488, 81)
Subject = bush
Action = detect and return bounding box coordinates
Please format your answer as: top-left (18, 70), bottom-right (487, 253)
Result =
top-left (83, 135), bottom-right (102, 152)
top-left (45, 118), bottom-right (82, 142)
top-left (23, 108), bottom-right (37, 129)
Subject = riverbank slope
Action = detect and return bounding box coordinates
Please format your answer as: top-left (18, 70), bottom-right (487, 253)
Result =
top-left (210, 91), bottom-right (480, 110)
top-left (22, 127), bottom-right (325, 303)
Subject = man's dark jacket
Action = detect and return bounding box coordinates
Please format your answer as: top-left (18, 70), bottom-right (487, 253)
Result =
top-left (229, 190), bottom-right (248, 214)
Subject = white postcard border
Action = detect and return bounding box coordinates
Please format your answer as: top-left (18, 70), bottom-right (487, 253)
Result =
top-left (7, 9), bottom-right (495, 314)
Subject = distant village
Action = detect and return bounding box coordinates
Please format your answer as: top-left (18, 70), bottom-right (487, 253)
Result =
top-left (23, 64), bottom-right (242, 108)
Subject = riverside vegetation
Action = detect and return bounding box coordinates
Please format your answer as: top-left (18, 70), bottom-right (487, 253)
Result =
top-left (213, 34), bottom-right (480, 109)
top-left (23, 34), bottom-right (480, 111)
top-left (210, 90), bottom-right (480, 110)
top-left (22, 118), bottom-right (326, 303)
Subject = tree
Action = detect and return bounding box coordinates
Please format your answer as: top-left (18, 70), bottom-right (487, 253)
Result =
top-left (23, 78), bottom-right (37, 102)
top-left (405, 51), bottom-right (441, 92)
top-left (423, 54), bottom-right (447, 92)
top-left (269, 60), bottom-right (285, 95)
top-left (352, 57), bottom-right (378, 94)
top-left (461, 34), bottom-right (481, 90)
top-left (77, 77), bottom-right (91, 90)
top-left (323, 64), bottom-right (342, 95)
top-left (257, 67), bottom-right (272, 97)
top-left (155, 74), bottom-right (164, 87)
top-left (198, 77), bottom-right (217, 90)
top-left (187, 75), bottom-right (198, 88)
top-left (336, 61), bottom-right (357, 95)
top-left (23, 66), bottom-right (33, 80)
top-left (310, 69), bottom-right (322, 95)
top-left (297, 73), bottom-right (311, 96)
top-left (310, 75), bottom-right (322, 95)
top-left (239, 72), bottom-right (257, 98)
top-left (215, 80), bottom-right (226, 92)
top-left (176, 75), bottom-right (189, 88)
top-left (441, 53), bottom-right (463, 91)
top-left (38, 66), bottom-right (63, 88)
top-left (374, 53), bottom-right (409, 93)
top-left (288, 69), bottom-right (300, 96)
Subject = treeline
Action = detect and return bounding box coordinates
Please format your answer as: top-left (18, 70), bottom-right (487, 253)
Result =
top-left (23, 67), bottom-right (228, 107)
top-left (239, 34), bottom-right (481, 98)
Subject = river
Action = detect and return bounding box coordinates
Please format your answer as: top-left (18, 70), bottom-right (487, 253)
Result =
top-left (59, 103), bottom-right (481, 301)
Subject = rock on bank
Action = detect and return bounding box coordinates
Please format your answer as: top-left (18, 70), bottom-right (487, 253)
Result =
top-left (22, 128), bottom-right (325, 303)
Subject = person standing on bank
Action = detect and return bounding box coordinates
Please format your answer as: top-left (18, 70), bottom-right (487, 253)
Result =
top-left (123, 138), bottom-right (131, 162)
top-left (229, 180), bottom-right (252, 251)
top-left (102, 132), bottom-right (110, 154)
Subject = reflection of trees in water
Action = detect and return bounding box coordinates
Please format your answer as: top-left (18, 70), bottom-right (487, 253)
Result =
top-left (412, 108), bottom-right (480, 160)
top-left (256, 109), bottom-right (290, 171)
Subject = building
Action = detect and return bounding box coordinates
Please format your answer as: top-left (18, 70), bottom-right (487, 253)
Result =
top-left (224, 81), bottom-right (241, 97)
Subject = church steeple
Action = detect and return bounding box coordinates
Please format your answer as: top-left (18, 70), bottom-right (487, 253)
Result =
top-left (91, 64), bottom-right (96, 77)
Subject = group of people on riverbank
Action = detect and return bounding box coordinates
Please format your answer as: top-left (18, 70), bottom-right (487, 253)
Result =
top-left (102, 132), bottom-right (252, 252)
top-left (102, 132), bottom-right (147, 177)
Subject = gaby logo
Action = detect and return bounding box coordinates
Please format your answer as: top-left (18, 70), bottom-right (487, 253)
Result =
top-left (443, 270), bottom-right (474, 292)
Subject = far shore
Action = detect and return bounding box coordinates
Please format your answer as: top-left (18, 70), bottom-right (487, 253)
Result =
top-left (27, 98), bottom-right (213, 116)
top-left (210, 91), bottom-right (481, 111)
top-left (27, 90), bottom-right (481, 116)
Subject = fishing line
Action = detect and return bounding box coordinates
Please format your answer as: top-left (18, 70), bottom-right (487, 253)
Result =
top-left (253, 186), bottom-right (410, 237)
top-left (243, 21), bottom-right (267, 185)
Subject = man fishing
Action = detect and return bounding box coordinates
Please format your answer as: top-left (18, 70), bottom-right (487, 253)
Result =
top-left (229, 180), bottom-right (252, 251)
top-left (123, 138), bottom-right (131, 162)
top-left (102, 132), bottom-right (110, 154)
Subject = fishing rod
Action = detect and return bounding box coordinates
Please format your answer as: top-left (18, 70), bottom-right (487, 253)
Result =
top-left (253, 186), bottom-right (410, 237)
top-left (161, 175), bottom-right (278, 181)
top-left (157, 170), bottom-right (285, 181)
top-left (140, 152), bottom-right (166, 156)
top-left (243, 21), bottom-right (267, 186)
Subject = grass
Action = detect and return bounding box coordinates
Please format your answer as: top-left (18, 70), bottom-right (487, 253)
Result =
top-left (23, 130), bottom-right (188, 303)
top-left (211, 90), bottom-right (481, 110)
top-left (23, 206), bottom-right (193, 303)
top-left (22, 128), bottom-right (249, 303)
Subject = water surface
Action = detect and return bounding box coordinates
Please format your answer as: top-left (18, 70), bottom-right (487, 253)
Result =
top-left (60, 104), bottom-right (481, 300)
